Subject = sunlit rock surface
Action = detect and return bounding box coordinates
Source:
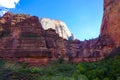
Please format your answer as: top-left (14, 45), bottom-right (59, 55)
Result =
top-left (40, 18), bottom-right (73, 40)
top-left (100, 0), bottom-right (120, 47)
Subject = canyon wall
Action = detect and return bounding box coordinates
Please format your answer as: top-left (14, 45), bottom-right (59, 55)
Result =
top-left (0, 0), bottom-right (120, 65)
top-left (101, 0), bottom-right (120, 47)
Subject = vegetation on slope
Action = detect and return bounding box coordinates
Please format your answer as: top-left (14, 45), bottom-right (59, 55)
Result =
top-left (0, 50), bottom-right (120, 80)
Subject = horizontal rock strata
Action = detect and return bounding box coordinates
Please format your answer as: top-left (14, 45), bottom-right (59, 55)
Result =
top-left (0, 0), bottom-right (120, 65)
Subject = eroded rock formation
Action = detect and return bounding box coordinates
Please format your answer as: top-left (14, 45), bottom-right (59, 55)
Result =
top-left (0, 0), bottom-right (120, 65)
top-left (101, 0), bottom-right (120, 47)
top-left (40, 18), bottom-right (74, 40)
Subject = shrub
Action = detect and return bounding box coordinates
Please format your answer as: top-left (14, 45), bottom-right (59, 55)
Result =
top-left (76, 63), bottom-right (87, 74)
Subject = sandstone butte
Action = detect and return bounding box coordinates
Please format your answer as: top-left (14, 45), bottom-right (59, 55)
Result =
top-left (0, 0), bottom-right (120, 66)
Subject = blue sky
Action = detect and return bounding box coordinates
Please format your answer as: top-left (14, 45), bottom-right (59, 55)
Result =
top-left (9, 0), bottom-right (103, 41)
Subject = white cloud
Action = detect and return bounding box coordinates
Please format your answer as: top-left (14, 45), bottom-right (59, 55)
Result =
top-left (0, 0), bottom-right (19, 8)
top-left (0, 0), bottom-right (20, 16)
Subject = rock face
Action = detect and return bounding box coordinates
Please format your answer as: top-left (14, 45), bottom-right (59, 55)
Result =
top-left (100, 0), bottom-right (120, 47)
top-left (40, 18), bottom-right (74, 40)
top-left (0, 0), bottom-right (120, 65)
top-left (0, 12), bottom-right (69, 65)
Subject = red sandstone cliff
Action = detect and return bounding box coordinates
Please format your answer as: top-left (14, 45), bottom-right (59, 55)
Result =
top-left (0, 0), bottom-right (120, 65)
top-left (101, 0), bottom-right (120, 47)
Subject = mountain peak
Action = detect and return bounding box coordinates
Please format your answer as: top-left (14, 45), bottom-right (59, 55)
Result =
top-left (40, 18), bottom-right (74, 40)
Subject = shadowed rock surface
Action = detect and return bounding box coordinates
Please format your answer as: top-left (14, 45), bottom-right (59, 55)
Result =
top-left (0, 0), bottom-right (120, 65)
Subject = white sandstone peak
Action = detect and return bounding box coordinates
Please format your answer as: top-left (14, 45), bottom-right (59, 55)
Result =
top-left (40, 18), bottom-right (74, 40)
